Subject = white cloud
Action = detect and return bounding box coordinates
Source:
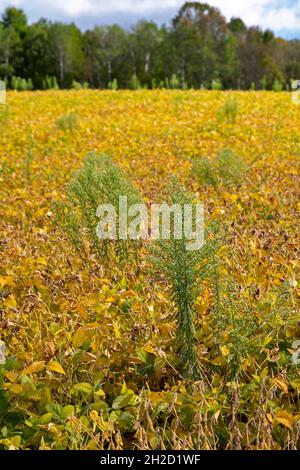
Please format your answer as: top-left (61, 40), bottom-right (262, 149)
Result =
top-left (0, 0), bottom-right (182, 16)
top-left (58, 0), bottom-right (184, 16)
top-left (211, 0), bottom-right (300, 31)
top-left (0, 0), bottom-right (299, 34)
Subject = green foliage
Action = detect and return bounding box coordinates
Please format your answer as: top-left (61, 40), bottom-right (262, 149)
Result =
top-left (2, 6), bottom-right (27, 34)
top-left (52, 200), bottom-right (84, 257)
top-left (192, 149), bottom-right (247, 188)
top-left (48, 22), bottom-right (83, 88)
top-left (108, 78), bottom-right (118, 90)
top-left (213, 277), bottom-right (258, 379)
top-left (191, 156), bottom-right (217, 187)
top-left (170, 74), bottom-right (180, 89)
top-left (55, 153), bottom-right (142, 267)
top-left (130, 74), bottom-right (141, 90)
top-left (211, 79), bottom-right (222, 90)
top-left (150, 178), bottom-right (220, 379)
top-left (216, 149), bottom-right (247, 186)
top-left (71, 80), bottom-right (89, 90)
top-left (213, 273), bottom-right (297, 385)
top-left (71, 80), bottom-right (81, 90)
top-left (261, 75), bottom-right (267, 90)
top-left (273, 79), bottom-right (283, 92)
top-left (222, 96), bottom-right (239, 123)
top-left (10, 76), bottom-right (33, 91)
top-left (0, 3), bottom-right (298, 90)
top-left (56, 112), bottom-right (79, 132)
top-left (151, 78), bottom-right (156, 89)
top-left (42, 76), bottom-right (59, 90)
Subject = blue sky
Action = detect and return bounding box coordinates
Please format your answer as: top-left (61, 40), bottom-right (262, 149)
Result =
top-left (0, 0), bottom-right (299, 38)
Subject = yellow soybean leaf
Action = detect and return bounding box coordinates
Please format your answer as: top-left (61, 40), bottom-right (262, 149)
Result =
top-left (144, 345), bottom-right (158, 356)
top-left (113, 322), bottom-right (121, 339)
top-left (47, 361), bottom-right (65, 375)
top-left (220, 345), bottom-right (230, 357)
top-left (5, 296), bottom-right (17, 308)
top-left (5, 371), bottom-right (18, 383)
top-left (7, 384), bottom-right (23, 394)
top-left (273, 378), bottom-right (288, 394)
top-left (0, 276), bottom-right (15, 288)
top-left (274, 411), bottom-right (294, 429)
top-left (23, 361), bottom-right (45, 375)
top-left (72, 327), bottom-right (95, 348)
top-left (36, 257), bottom-right (47, 266)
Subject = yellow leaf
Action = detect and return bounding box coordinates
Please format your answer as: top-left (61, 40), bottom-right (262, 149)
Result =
top-left (23, 361), bottom-right (45, 375)
top-left (291, 379), bottom-right (300, 391)
top-left (36, 257), bottom-right (47, 266)
top-left (211, 357), bottom-right (225, 366)
top-left (263, 337), bottom-right (273, 347)
top-left (113, 321), bottom-right (121, 339)
top-left (5, 371), bottom-right (18, 383)
top-left (72, 327), bottom-right (95, 348)
top-left (274, 411), bottom-right (294, 429)
top-left (5, 295), bottom-right (17, 308)
top-left (47, 361), bottom-right (65, 375)
top-left (273, 378), bottom-right (288, 394)
top-left (220, 345), bottom-right (230, 357)
top-left (6, 384), bottom-right (23, 394)
top-left (0, 276), bottom-right (15, 288)
top-left (144, 345), bottom-right (158, 356)
top-left (122, 290), bottom-right (136, 298)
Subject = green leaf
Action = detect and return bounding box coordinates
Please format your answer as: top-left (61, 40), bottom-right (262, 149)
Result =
top-left (62, 405), bottom-right (75, 420)
top-left (112, 390), bottom-right (137, 410)
top-left (118, 411), bottom-right (136, 432)
top-left (71, 382), bottom-right (93, 397)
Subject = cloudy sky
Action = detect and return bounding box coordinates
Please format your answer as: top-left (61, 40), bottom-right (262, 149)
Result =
top-left (0, 0), bottom-right (299, 38)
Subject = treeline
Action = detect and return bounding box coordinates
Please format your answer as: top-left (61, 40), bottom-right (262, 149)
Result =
top-left (0, 2), bottom-right (300, 91)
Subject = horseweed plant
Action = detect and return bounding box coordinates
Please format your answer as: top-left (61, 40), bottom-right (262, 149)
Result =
top-left (56, 112), bottom-right (79, 132)
top-left (191, 149), bottom-right (248, 188)
top-left (222, 96), bottom-right (239, 124)
top-left (150, 177), bottom-right (221, 379)
top-left (54, 153), bottom-right (142, 267)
